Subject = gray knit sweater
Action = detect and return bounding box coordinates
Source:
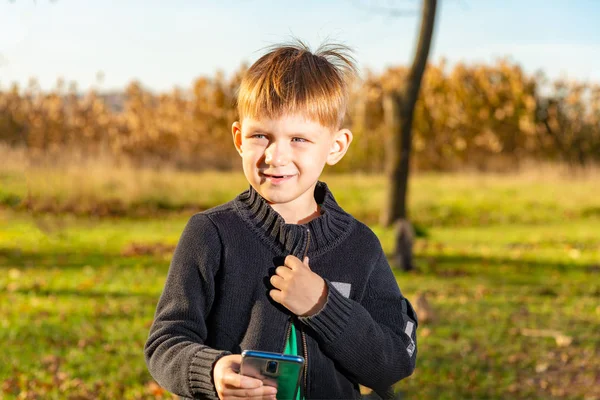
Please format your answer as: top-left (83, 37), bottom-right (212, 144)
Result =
top-left (144, 181), bottom-right (418, 399)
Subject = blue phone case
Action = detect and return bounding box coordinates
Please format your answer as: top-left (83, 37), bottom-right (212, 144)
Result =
top-left (240, 350), bottom-right (305, 400)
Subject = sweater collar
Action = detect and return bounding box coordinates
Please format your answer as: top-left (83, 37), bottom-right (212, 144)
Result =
top-left (234, 181), bottom-right (355, 258)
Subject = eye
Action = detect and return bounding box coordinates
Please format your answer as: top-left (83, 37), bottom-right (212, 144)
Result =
top-left (250, 134), bottom-right (267, 140)
top-left (292, 137), bottom-right (308, 143)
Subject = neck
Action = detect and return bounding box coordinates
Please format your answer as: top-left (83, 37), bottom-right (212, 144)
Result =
top-left (234, 180), bottom-right (355, 258)
top-left (271, 203), bottom-right (322, 224)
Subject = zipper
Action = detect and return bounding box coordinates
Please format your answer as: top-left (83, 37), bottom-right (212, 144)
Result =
top-left (303, 227), bottom-right (311, 261)
top-left (280, 228), bottom-right (312, 397)
top-left (300, 228), bottom-right (311, 398)
top-left (281, 317), bottom-right (293, 353)
top-left (300, 326), bottom-right (308, 398)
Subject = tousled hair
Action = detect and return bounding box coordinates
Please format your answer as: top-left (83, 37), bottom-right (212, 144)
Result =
top-left (237, 39), bottom-right (358, 130)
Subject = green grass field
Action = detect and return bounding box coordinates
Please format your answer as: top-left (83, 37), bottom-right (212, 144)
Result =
top-left (1, 167), bottom-right (599, 399)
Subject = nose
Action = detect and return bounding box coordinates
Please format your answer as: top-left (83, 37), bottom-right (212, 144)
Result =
top-left (264, 141), bottom-right (290, 166)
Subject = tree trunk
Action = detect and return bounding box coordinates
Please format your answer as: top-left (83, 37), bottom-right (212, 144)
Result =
top-left (383, 0), bottom-right (437, 271)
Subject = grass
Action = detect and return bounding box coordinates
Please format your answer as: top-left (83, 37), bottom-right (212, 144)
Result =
top-left (1, 166), bottom-right (599, 399)
top-left (2, 162), bottom-right (600, 226)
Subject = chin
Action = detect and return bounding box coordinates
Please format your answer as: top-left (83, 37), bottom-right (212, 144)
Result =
top-left (258, 190), bottom-right (294, 205)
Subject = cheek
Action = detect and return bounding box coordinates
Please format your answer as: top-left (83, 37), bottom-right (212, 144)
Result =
top-left (314, 144), bottom-right (333, 160)
top-left (242, 144), bottom-right (265, 160)
top-left (298, 148), bottom-right (329, 168)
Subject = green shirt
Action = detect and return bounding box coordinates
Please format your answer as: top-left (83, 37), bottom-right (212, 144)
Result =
top-left (283, 326), bottom-right (304, 400)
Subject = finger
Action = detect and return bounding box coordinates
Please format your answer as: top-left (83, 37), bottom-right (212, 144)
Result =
top-left (224, 394), bottom-right (277, 400)
top-left (270, 274), bottom-right (285, 289)
top-left (221, 384), bottom-right (278, 398)
top-left (222, 371), bottom-right (263, 389)
top-left (269, 289), bottom-right (283, 304)
top-left (284, 255), bottom-right (303, 270)
top-left (225, 396), bottom-right (277, 400)
top-left (223, 354), bottom-right (242, 371)
top-left (228, 354), bottom-right (242, 364)
top-left (224, 395), bottom-right (277, 400)
top-left (275, 266), bottom-right (293, 279)
top-left (303, 256), bottom-right (310, 268)
top-left (221, 393), bottom-right (277, 400)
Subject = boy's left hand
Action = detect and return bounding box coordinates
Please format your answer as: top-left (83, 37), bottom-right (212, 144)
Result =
top-left (269, 255), bottom-right (328, 317)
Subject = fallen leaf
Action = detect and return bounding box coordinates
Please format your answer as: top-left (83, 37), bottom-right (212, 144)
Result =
top-left (536, 362), bottom-right (549, 373)
top-left (555, 334), bottom-right (573, 347)
top-left (8, 268), bottom-right (21, 279)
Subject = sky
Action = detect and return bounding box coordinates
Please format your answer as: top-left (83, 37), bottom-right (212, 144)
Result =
top-left (1, 0), bottom-right (598, 92)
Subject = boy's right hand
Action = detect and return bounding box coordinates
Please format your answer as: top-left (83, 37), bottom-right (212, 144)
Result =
top-left (213, 354), bottom-right (278, 400)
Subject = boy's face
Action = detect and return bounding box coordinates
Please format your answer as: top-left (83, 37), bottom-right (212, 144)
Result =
top-left (232, 113), bottom-right (352, 212)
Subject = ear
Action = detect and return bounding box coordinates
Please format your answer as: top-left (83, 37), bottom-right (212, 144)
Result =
top-left (232, 121), bottom-right (243, 156)
top-left (326, 128), bottom-right (353, 166)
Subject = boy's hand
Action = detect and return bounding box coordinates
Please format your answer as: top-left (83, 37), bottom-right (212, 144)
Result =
top-left (213, 354), bottom-right (277, 400)
top-left (270, 256), bottom-right (328, 316)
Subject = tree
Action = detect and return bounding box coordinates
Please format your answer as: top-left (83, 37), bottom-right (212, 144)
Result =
top-left (381, 0), bottom-right (438, 271)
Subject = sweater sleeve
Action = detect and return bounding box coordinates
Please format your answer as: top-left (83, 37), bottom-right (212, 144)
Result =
top-left (144, 214), bottom-right (231, 399)
top-left (298, 244), bottom-right (418, 396)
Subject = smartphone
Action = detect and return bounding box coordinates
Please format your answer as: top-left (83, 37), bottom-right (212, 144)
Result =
top-left (240, 350), bottom-right (304, 400)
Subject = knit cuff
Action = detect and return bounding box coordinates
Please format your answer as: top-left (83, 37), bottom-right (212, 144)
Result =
top-left (188, 347), bottom-right (231, 399)
top-left (298, 280), bottom-right (353, 344)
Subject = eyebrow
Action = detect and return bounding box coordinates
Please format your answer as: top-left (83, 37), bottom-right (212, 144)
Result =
top-left (244, 124), bottom-right (271, 134)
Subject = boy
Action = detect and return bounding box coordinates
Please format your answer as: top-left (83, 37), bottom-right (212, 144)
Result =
top-left (145, 41), bottom-right (418, 400)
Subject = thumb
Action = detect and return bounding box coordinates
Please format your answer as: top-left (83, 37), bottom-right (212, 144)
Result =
top-left (303, 256), bottom-right (310, 268)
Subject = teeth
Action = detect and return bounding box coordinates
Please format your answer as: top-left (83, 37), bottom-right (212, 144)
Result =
top-left (263, 173), bottom-right (293, 179)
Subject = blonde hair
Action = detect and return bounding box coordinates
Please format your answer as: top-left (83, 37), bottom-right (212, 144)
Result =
top-left (237, 39), bottom-right (358, 130)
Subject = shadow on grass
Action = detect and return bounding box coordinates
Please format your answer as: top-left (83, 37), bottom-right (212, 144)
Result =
top-left (9, 287), bottom-right (158, 301)
top-left (0, 247), bottom-right (163, 270)
top-left (427, 253), bottom-right (576, 269)
top-left (5, 246), bottom-right (594, 274)
top-left (388, 252), bottom-right (594, 274)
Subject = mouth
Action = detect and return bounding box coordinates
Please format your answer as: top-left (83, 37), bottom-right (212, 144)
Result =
top-left (261, 173), bottom-right (296, 183)
top-left (264, 175), bottom-right (292, 178)
top-left (261, 172), bottom-right (296, 178)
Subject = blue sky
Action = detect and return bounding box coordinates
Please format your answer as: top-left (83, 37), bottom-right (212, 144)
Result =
top-left (1, 0), bottom-right (598, 91)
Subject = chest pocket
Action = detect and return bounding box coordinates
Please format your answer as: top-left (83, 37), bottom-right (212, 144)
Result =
top-left (330, 281), bottom-right (352, 298)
